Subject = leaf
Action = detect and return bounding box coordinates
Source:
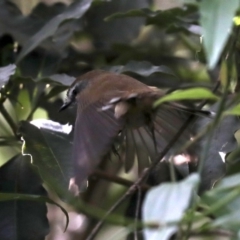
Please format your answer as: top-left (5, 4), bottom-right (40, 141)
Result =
top-left (19, 121), bottom-right (73, 197)
top-left (212, 209), bottom-right (240, 231)
top-left (0, 155), bottom-right (49, 240)
top-left (202, 173), bottom-right (240, 218)
top-left (154, 88), bottom-right (218, 107)
top-left (0, 64), bottom-right (16, 88)
top-left (31, 119), bottom-right (72, 134)
top-left (200, 0), bottom-right (239, 69)
top-left (14, 73), bottom-right (75, 87)
top-left (41, 74), bottom-right (75, 86)
top-left (17, 0), bottom-right (92, 62)
top-left (86, 0), bottom-right (150, 49)
top-left (224, 104), bottom-right (240, 116)
top-left (105, 5), bottom-right (198, 33)
top-left (0, 193), bottom-right (69, 232)
top-left (106, 61), bottom-right (176, 77)
top-left (214, 173), bottom-right (240, 190)
top-left (142, 174), bottom-right (199, 240)
top-left (105, 8), bottom-right (152, 21)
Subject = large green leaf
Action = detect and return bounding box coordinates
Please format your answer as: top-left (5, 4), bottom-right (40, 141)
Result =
top-left (142, 174), bottom-right (199, 240)
top-left (19, 120), bottom-right (73, 197)
top-left (200, 0), bottom-right (239, 69)
top-left (154, 88), bottom-right (218, 107)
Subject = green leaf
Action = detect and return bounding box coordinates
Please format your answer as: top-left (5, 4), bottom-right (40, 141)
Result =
top-left (19, 121), bottom-right (73, 197)
top-left (154, 88), bottom-right (218, 107)
top-left (224, 104), bottom-right (240, 116)
top-left (202, 173), bottom-right (240, 219)
top-left (214, 173), bottom-right (240, 190)
top-left (142, 174), bottom-right (199, 240)
top-left (105, 5), bottom-right (197, 32)
top-left (200, 0), bottom-right (239, 69)
top-left (212, 209), bottom-right (240, 231)
top-left (16, 0), bottom-right (92, 62)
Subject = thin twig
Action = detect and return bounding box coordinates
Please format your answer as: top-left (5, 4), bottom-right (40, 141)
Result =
top-left (91, 169), bottom-right (150, 191)
top-left (86, 170), bottom-right (148, 240)
top-left (190, 229), bottom-right (234, 237)
top-left (134, 186), bottom-right (142, 240)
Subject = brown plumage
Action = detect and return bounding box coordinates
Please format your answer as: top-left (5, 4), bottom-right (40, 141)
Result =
top-left (60, 70), bottom-right (192, 188)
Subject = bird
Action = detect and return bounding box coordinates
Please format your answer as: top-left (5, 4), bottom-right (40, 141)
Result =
top-left (60, 69), bottom-right (198, 189)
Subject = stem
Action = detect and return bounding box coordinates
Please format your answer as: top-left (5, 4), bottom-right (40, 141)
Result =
top-left (0, 104), bottom-right (17, 137)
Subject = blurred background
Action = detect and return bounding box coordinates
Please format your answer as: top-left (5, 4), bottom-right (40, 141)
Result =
top-left (0, 0), bottom-right (217, 239)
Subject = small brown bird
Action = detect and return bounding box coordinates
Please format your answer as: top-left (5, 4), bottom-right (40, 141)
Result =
top-left (60, 70), bottom-right (194, 188)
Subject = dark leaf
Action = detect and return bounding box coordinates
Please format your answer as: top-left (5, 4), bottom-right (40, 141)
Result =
top-left (0, 154), bottom-right (49, 240)
top-left (17, 0), bottom-right (92, 62)
top-left (193, 103), bottom-right (240, 192)
top-left (85, 0), bottom-right (149, 49)
top-left (105, 5), bottom-right (198, 33)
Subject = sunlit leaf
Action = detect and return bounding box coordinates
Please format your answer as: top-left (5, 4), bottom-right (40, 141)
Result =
top-left (154, 88), bottom-right (218, 107)
top-left (31, 119), bottom-right (72, 134)
top-left (224, 104), bottom-right (240, 116)
top-left (200, 0), bottom-right (239, 69)
top-left (106, 61), bottom-right (175, 77)
top-left (0, 64), bottom-right (16, 88)
top-left (142, 174), bottom-right (199, 240)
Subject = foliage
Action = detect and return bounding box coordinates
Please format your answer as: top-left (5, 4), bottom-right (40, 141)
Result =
top-left (0, 0), bottom-right (240, 239)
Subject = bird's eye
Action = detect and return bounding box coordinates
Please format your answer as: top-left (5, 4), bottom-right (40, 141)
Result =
top-left (72, 89), bottom-right (77, 96)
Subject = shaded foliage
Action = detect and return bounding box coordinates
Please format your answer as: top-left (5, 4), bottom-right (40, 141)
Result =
top-left (0, 0), bottom-right (240, 239)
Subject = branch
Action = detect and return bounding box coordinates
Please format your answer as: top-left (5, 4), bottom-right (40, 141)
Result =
top-left (91, 169), bottom-right (150, 191)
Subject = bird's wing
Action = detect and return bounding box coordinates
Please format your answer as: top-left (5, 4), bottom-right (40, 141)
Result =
top-left (73, 99), bottom-right (125, 187)
top-left (104, 93), bottom-right (193, 174)
top-left (72, 91), bottom-right (197, 187)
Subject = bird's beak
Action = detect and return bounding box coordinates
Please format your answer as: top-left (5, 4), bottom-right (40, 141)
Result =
top-left (59, 98), bottom-right (72, 112)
